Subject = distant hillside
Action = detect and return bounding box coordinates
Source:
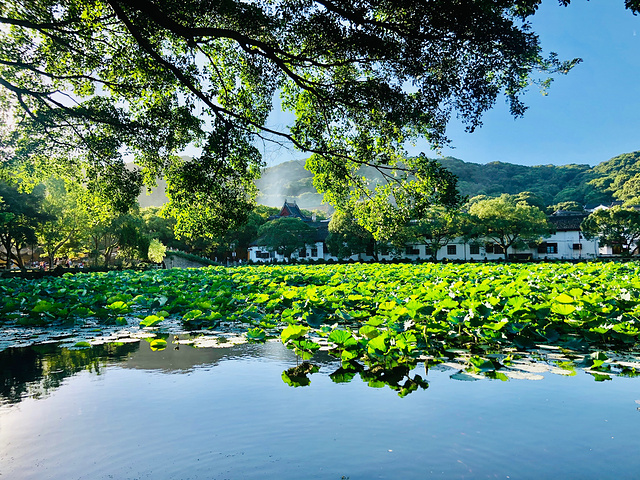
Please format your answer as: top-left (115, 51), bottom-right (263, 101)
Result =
top-left (254, 159), bottom-right (325, 210)
top-left (438, 157), bottom-right (611, 206)
top-left (138, 151), bottom-right (640, 209)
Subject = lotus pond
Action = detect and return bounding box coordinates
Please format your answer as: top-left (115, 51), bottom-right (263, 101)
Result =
top-left (1, 262), bottom-right (640, 478)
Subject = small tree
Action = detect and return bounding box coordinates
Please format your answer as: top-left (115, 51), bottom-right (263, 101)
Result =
top-left (37, 178), bottom-right (87, 268)
top-left (0, 182), bottom-right (50, 268)
top-left (469, 194), bottom-right (552, 260)
top-left (257, 217), bottom-right (316, 260)
top-left (410, 206), bottom-right (466, 260)
top-left (581, 206), bottom-right (640, 255)
top-left (326, 210), bottom-right (377, 260)
top-left (147, 238), bottom-right (167, 263)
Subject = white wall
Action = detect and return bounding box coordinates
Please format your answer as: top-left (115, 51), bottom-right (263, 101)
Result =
top-left (248, 231), bottom-right (600, 262)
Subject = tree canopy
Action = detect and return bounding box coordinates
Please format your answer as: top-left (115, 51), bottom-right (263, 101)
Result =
top-left (257, 217), bottom-right (316, 259)
top-left (581, 206), bottom-right (640, 256)
top-left (468, 194), bottom-right (552, 259)
top-left (408, 206), bottom-right (468, 261)
top-left (1, 0), bottom-right (637, 237)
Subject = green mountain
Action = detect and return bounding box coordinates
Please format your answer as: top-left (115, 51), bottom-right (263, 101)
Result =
top-left (139, 151), bottom-right (640, 210)
top-left (438, 157), bottom-right (610, 206)
top-left (256, 152), bottom-right (640, 209)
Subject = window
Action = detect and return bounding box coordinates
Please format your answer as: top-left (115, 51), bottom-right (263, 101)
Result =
top-left (311, 248), bottom-right (318, 257)
top-left (405, 246), bottom-right (420, 255)
top-left (256, 251), bottom-right (270, 259)
top-left (485, 244), bottom-right (494, 253)
top-left (546, 243), bottom-right (558, 254)
top-left (572, 243), bottom-right (582, 251)
top-left (469, 245), bottom-right (480, 255)
top-left (447, 245), bottom-right (457, 255)
top-left (299, 248), bottom-right (307, 258)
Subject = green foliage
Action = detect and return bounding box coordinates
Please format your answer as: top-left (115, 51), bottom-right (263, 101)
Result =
top-left (2, 0), bottom-right (609, 237)
top-left (2, 262), bottom-right (640, 394)
top-left (590, 151), bottom-right (640, 205)
top-left (257, 217), bottom-right (316, 259)
top-left (442, 158), bottom-right (609, 206)
top-left (326, 210), bottom-right (376, 260)
top-left (468, 194), bottom-right (553, 259)
top-left (581, 206), bottom-right (640, 255)
top-left (0, 181), bottom-right (50, 268)
top-left (408, 206), bottom-right (468, 260)
top-left (147, 239), bottom-right (166, 264)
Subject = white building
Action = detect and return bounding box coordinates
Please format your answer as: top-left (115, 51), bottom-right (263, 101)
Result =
top-left (248, 206), bottom-right (600, 263)
top-left (247, 201), bottom-right (330, 262)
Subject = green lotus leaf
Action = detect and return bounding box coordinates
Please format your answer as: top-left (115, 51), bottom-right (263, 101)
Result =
top-left (182, 309), bottom-right (204, 321)
top-left (341, 349), bottom-right (358, 362)
top-left (328, 329), bottom-right (357, 347)
top-left (106, 301), bottom-right (131, 313)
top-left (555, 293), bottom-right (575, 304)
top-left (367, 333), bottom-right (389, 354)
top-left (140, 315), bottom-right (163, 327)
top-left (247, 327), bottom-right (266, 343)
top-left (282, 289), bottom-right (297, 300)
top-left (359, 325), bottom-right (380, 339)
top-left (254, 293), bottom-right (270, 304)
top-left (31, 300), bottom-right (55, 314)
top-left (281, 324), bottom-right (310, 344)
top-left (551, 303), bottom-right (576, 316)
top-left (482, 319), bottom-right (509, 331)
top-left (396, 332), bottom-right (418, 353)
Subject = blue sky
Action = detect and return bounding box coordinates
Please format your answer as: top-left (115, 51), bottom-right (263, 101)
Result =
top-left (259, 0), bottom-right (640, 168)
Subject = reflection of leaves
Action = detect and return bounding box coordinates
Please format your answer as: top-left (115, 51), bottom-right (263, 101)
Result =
top-left (149, 339), bottom-right (167, 351)
top-left (485, 371), bottom-right (509, 381)
top-left (451, 372), bottom-right (481, 382)
top-left (282, 362), bottom-right (319, 387)
top-left (329, 367), bottom-right (357, 384)
top-left (588, 372), bottom-right (612, 382)
top-left (359, 364), bottom-right (427, 396)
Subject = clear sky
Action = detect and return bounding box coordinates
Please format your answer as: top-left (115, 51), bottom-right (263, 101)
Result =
top-left (259, 0), bottom-right (640, 168)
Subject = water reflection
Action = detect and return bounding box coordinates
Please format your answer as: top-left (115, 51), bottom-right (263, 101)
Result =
top-left (0, 341), bottom-right (139, 405)
top-left (3, 334), bottom-right (640, 408)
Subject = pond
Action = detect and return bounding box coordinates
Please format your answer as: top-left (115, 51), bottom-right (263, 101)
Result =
top-left (1, 337), bottom-right (639, 480)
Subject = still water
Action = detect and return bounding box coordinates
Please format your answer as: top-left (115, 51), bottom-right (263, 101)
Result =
top-left (1, 338), bottom-right (639, 480)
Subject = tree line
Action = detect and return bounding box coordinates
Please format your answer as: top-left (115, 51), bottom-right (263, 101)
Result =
top-left (3, 176), bottom-right (639, 269)
top-left (256, 194), bottom-right (640, 261)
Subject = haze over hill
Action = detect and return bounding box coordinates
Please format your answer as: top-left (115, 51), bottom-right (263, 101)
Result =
top-left (138, 151), bottom-right (640, 211)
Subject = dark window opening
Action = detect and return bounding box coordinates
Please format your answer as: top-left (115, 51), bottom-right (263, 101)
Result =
top-left (405, 246), bottom-right (420, 255)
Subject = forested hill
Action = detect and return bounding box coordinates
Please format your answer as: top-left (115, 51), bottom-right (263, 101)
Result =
top-left (256, 151), bottom-right (640, 210)
top-left (140, 151), bottom-right (639, 210)
top-left (439, 157), bottom-right (606, 206)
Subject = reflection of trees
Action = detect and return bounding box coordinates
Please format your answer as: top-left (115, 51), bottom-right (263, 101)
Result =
top-left (0, 342), bottom-right (139, 405)
top-left (282, 358), bottom-right (428, 397)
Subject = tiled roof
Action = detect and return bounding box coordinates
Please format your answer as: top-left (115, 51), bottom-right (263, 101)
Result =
top-left (274, 201), bottom-right (312, 221)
